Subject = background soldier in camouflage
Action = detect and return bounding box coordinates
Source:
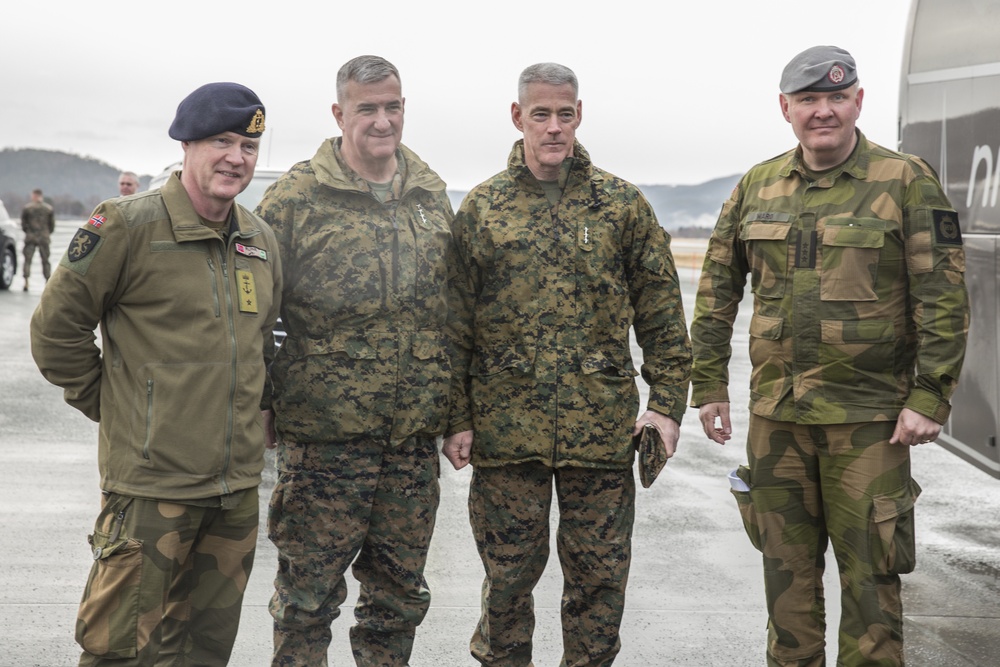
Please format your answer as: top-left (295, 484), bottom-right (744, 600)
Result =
top-left (443, 62), bottom-right (691, 667)
top-left (20, 187), bottom-right (55, 290)
top-left (256, 55), bottom-right (461, 667)
top-left (690, 46), bottom-right (969, 667)
top-left (30, 82), bottom-right (281, 666)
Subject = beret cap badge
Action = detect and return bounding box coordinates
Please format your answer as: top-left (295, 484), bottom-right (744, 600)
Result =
top-left (246, 109), bottom-right (266, 134)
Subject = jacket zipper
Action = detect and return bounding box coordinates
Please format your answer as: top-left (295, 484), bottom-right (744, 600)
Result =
top-left (142, 379), bottom-right (153, 459)
top-left (217, 241), bottom-right (236, 496)
top-left (206, 257), bottom-right (221, 317)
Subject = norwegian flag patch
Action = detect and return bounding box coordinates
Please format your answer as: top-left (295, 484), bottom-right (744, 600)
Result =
top-left (235, 242), bottom-right (268, 261)
top-left (88, 214), bottom-right (106, 228)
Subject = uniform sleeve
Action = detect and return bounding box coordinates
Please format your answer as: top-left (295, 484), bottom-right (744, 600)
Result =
top-left (901, 159), bottom-right (969, 423)
top-left (29, 203), bottom-right (128, 421)
top-left (255, 179), bottom-right (295, 412)
top-left (627, 192), bottom-right (692, 424)
top-left (259, 221), bottom-right (284, 410)
top-left (689, 181), bottom-right (749, 407)
top-left (444, 195), bottom-right (480, 436)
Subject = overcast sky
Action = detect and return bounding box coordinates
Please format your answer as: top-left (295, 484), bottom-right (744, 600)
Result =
top-left (4, 0), bottom-right (912, 190)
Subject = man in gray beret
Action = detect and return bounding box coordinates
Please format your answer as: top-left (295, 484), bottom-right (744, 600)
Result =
top-left (690, 45), bottom-right (968, 665)
top-left (30, 82), bottom-right (282, 666)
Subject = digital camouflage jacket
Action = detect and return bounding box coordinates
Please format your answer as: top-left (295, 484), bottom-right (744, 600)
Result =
top-left (449, 140), bottom-right (691, 469)
top-left (21, 200), bottom-right (55, 243)
top-left (690, 131), bottom-right (969, 425)
top-left (257, 139), bottom-right (459, 445)
top-left (30, 173), bottom-right (282, 500)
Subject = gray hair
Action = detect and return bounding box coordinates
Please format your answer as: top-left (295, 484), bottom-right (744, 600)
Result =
top-left (518, 63), bottom-right (578, 102)
top-left (336, 55), bottom-right (401, 103)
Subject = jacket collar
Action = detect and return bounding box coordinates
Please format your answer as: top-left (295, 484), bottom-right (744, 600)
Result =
top-left (310, 137), bottom-right (447, 197)
top-left (779, 129), bottom-right (870, 183)
top-left (507, 139), bottom-right (593, 185)
top-left (160, 171), bottom-right (261, 243)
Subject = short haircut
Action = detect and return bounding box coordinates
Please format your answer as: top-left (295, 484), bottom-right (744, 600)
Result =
top-left (336, 55), bottom-right (401, 103)
top-left (119, 171), bottom-right (139, 182)
top-left (518, 63), bottom-right (579, 102)
top-left (32, 188), bottom-right (43, 196)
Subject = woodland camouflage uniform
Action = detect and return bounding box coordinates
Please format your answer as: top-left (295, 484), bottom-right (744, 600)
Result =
top-left (691, 131), bottom-right (969, 666)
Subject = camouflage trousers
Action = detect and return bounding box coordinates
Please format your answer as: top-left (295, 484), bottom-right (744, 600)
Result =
top-left (23, 238), bottom-right (51, 279)
top-left (736, 415), bottom-right (920, 667)
top-left (76, 489), bottom-right (259, 667)
top-left (268, 436), bottom-right (440, 667)
top-left (468, 462), bottom-right (635, 667)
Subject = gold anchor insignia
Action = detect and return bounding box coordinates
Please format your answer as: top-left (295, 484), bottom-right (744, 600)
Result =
top-left (246, 109), bottom-right (265, 134)
top-left (236, 269), bottom-right (258, 313)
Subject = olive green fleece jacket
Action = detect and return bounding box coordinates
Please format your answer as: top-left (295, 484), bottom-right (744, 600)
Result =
top-left (30, 173), bottom-right (282, 500)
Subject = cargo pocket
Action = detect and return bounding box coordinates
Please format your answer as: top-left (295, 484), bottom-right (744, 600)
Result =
top-left (870, 479), bottom-right (921, 575)
top-left (76, 532), bottom-right (143, 658)
top-left (730, 465), bottom-right (763, 552)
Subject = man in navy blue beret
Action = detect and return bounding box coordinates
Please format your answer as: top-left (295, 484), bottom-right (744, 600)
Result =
top-left (31, 81), bottom-right (283, 666)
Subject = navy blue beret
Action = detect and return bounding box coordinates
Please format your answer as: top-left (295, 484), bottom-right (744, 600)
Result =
top-left (168, 82), bottom-right (265, 141)
top-left (780, 46), bottom-right (858, 94)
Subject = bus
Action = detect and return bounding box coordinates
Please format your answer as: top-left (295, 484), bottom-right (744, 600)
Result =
top-left (899, 0), bottom-right (1000, 478)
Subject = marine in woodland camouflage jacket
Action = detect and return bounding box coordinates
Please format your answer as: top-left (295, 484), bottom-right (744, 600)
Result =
top-left (449, 140), bottom-right (691, 469)
top-left (256, 138), bottom-right (460, 445)
top-left (690, 131), bottom-right (969, 425)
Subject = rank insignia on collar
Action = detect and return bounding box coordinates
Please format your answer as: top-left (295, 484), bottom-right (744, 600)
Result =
top-left (68, 228), bottom-right (100, 262)
top-left (235, 242), bottom-right (267, 260)
top-left (88, 214), bottom-right (105, 228)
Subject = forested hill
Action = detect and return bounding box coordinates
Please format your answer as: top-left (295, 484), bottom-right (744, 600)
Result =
top-left (0, 148), bottom-right (151, 217)
top-left (0, 147), bottom-right (737, 235)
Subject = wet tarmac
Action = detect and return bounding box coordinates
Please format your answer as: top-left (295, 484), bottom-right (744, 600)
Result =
top-left (1, 227), bottom-right (997, 666)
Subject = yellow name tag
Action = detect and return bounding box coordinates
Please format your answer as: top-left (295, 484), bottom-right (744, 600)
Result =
top-left (236, 269), bottom-right (258, 314)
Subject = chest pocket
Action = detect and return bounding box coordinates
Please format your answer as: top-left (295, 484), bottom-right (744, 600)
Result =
top-left (740, 217), bottom-right (791, 299)
top-left (820, 218), bottom-right (885, 301)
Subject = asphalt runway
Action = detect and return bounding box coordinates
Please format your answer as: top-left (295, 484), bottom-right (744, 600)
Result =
top-left (1, 225), bottom-right (997, 666)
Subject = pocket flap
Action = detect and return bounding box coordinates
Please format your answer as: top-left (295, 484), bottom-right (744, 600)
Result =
top-left (749, 314), bottom-right (783, 340)
top-left (296, 335), bottom-right (378, 359)
top-left (581, 350), bottom-right (637, 376)
top-left (822, 218), bottom-right (886, 248)
top-left (411, 331), bottom-right (446, 360)
top-left (872, 480), bottom-right (922, 522)
top-left (741, 220), bottom-right (792, 241)
top-left (472, 347), bottom-right (534, 376)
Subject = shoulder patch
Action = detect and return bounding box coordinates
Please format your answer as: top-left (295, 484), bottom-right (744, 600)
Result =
top-left (68, 228), bottom-right (101, 262)
top-left (932, 210), bottom-right (962, 246)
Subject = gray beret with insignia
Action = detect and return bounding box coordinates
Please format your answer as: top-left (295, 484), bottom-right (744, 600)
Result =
top-left (780, 45), bottom-right (858, 94)
top-left (169, 82), bottom-right (266, 141)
